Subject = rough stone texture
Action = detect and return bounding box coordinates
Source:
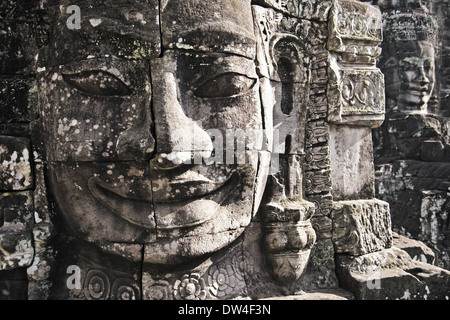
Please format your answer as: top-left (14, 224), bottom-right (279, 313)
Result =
top-left (0, 191), bottom-right (34, 271)
top-left (336, 247), bottom-right (450, 300)
top-left (0, 0), bottom-right (448, 300)
top-left (332, 199), bottom-right (393, 255)
top-left (329, 126), bottom-right (376, 201)
top-left (393, 232), bottom-right (436, 265)
top-left (375, 160), bottom-right (450, 270)
top-left (0, 136), bottom-right (33, 191)
top-left (366, 0), bottom-right (450, 281)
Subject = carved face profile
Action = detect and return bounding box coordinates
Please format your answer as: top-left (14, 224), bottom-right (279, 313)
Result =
top-left (382, 40), bottom-right (435, 112)
top-left (39, 0), bottom-right (269, 265)
top-left (380, 11), bottom-right (436, 113)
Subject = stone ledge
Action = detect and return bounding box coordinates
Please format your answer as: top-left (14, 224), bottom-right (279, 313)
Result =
top-left (336, 247), bottom-right (450, 300)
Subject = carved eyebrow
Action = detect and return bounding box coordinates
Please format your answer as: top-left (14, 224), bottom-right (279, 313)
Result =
top-left (194, 72), bottom-right (256, 99)
top-left (184, 55), bottom-right (258, 90)
top-left (174, 21), bottom-right (257, 58)
top-left (63, 70), bottom-right (132, 96)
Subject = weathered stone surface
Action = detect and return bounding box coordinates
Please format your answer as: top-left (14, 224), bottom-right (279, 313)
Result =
top-left (336, 247), bottom-right (450, 300)
top-left (370, 1), bottom-right (450, 275)
top-left (162, 0), bottom-right (256, 59)
top-left (0, 77), bottom-right (38, 123)
top-left (0, 21), bottom-right (48, 75)
top-left (39, 58), bottom-right (153, 162)
top-left (0, 268), bottom-right (28, 300)
top-left (46, 0), bottom-right (161, 66)
top-left (327, 63), bottom-right (385, 126)
top-left (329, 126), bottom-right (376, 201)
top-left (253, 0), bottom-right (332, 21)
top-left (0, 191), bottom-right (34, 271)
top-left (393, 232), bottom-right (436, 265)
top-left (331, 199), bottom-right (392, 255)
top-left (0, 136), bottom-right (33, 191)
top-left (0, 0), bottom-right (45, 21)
top-left (379, 10), bottom-right (437, 113)
top-left (375, 160), bottom-right (450, 269)
top-left (4, 0), bottom-right (450, 301)
top-left (373, 113), bottom-right (449, 162)
top-left (327, 0), bottom-right (385, 127)
top-left (328, 0), bottom-right (383, 57)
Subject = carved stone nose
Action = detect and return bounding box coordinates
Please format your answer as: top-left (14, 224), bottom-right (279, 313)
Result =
top-left (151, 71), bottom-right (213, 167)
top-left (417, 68), bottom-right (430, 84)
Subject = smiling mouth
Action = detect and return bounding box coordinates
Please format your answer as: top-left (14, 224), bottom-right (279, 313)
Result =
top-left (88, 170), bottom-right (237, 230)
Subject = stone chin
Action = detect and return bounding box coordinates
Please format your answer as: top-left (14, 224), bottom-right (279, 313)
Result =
top-left (398, 91), bottom-right (432, 111)
top-left (47, 161), bottom-right (261, 265)
top-left (142, 227), bottom-right (247, 265)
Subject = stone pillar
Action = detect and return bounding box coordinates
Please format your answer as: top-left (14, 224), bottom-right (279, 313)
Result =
top-left (327, 0), bottom-right (392, 254)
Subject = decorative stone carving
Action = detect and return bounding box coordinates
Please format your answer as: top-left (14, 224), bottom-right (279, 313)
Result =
top-left (327, 0), bottom-right (385, 127)
top-left (253, 4), bottom-right (319, 288)
top-left (141, 244), bottom-right (255, 300)
top-left (378, 9), bottom-right (437, 113)
top-left (331, 199), bottom-right (392, 255)
top-left (253, 0), bottom-right (332, 21)
top-left (262, 200), bottom-right (316, 284)
top-left (2, 0), bottom-right (449, 301)
top-left (327, 66), bottom-right (385, 121)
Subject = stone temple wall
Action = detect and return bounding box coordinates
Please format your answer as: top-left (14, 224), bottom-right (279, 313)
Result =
top-left (361, 0), bottom-right (450, 272)
top-left (0, 0), bottom-right (449, 300)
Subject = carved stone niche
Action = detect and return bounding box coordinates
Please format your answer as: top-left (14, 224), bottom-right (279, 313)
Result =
top-left (253, 4), bottom-right (317, 289)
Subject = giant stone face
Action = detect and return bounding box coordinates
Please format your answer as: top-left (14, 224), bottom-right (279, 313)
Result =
top-left (40, 0), bottom-right (268, 265)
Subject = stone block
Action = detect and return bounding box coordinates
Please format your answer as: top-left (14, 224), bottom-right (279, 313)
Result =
top-left (336, 247), bottom-right (450, 300)
top-left (331, 199), bottom-right (392, 255)
top-left (0, 21), bottom-right (48, 75)
top-left (329, 125), bottom-right (376, 201)
top-left (0, 191), bottom-right (34, 271)
top-left (161, 0), bottom-right (255, 59)
top-left (327, 62), bottom-right (385, 127)
top-left (252, 0), bottom-right (332, 21)
top-left (46, 0), bottom-right (161, 66)
top-left (0, 136), bottom-right (33, 191)
top-left (420, 140), bottom-right (445, 162)
top-left (393, 232), bottom-right (436, 265)
top-left (0, 77), bottom-right (38, 123)
top-left (328, 0), bottom-right (383, 58)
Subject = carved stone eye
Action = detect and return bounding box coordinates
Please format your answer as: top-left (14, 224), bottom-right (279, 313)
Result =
top-left (194, 72), bottom-right (256, 98)
top-left (63, 71), bottom-right (132, 96)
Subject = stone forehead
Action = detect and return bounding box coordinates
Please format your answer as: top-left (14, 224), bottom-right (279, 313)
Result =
top-left (46, 0), bottom-right (256, 65)
top-left (382, 39), bottom-right (435, 60)
top-left (46, 0), bottom-right (162, 65)
top-left (161, 0), bottom-right (256, 59)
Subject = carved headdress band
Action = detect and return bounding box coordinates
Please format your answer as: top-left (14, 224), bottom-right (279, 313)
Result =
top-left (370, 0), bottom-right (431, 12)
top-left (382, 11), bottom-right (436, 43)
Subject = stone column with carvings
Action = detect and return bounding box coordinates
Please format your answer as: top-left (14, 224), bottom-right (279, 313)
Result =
top-left (329, 2), bottom-right (450, 300)
top-left (327, 0), bottom-right (393, 256)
